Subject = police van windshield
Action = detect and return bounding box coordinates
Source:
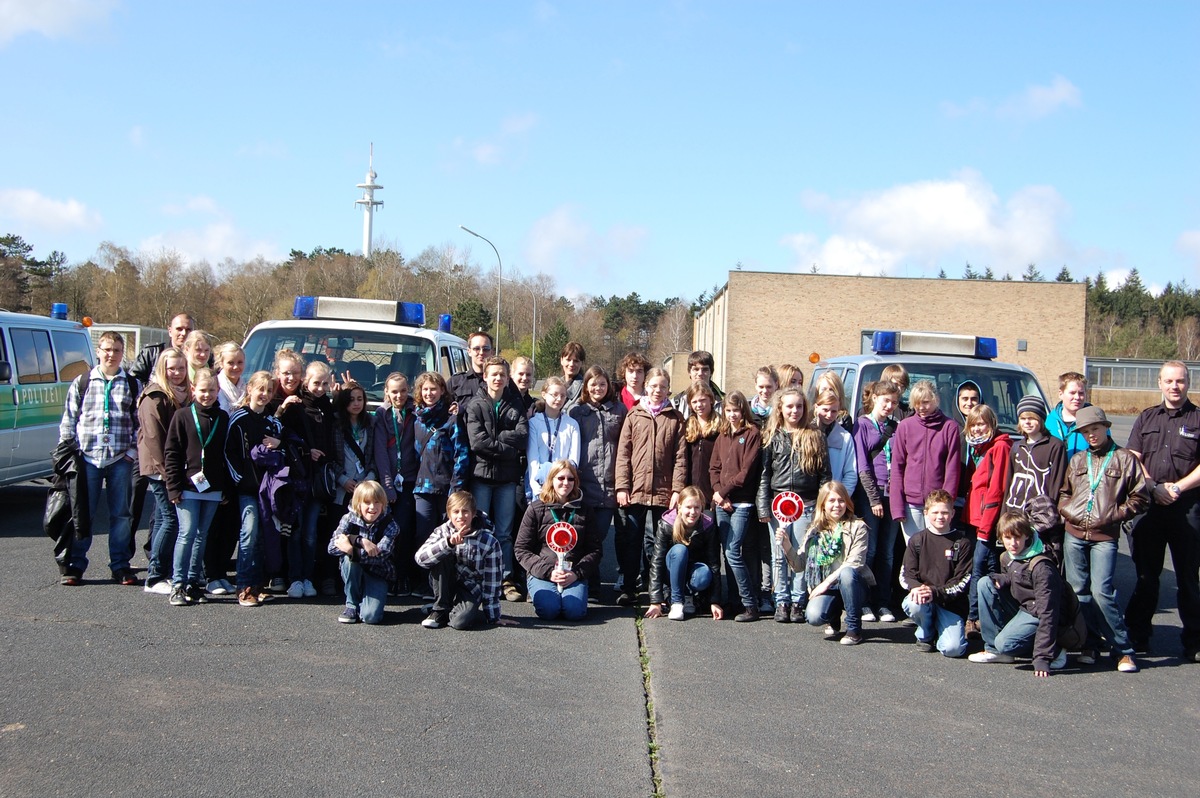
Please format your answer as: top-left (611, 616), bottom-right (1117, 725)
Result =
top-left (242, 327), bottom-right (435, 403)
top-left (859, 362), bottom-right (1041, 433)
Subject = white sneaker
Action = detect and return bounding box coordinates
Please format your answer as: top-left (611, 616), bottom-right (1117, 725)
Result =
top-left (207, 579), bottom-right (230, 596)
top-left (144, 580), bottom-right (172, 595)
top-left (286, 580), bottom-right (305, 599)
top-left (879, 608), bottom-right (897, 623)
top-left (823, 625), bottom-right (838, 638)
top-left (682, 596), bottom-right (695, 615)
top-left (302, 579), bottom-right (317, 598)
top-left (968, 650), bottom-right (1015, 664)
top-left (668, 603), bottom-right (685, 621)
top-left (860, 608), bottom-right (878, 623)
top-left (1049, 647), bottom-right (1068, 670)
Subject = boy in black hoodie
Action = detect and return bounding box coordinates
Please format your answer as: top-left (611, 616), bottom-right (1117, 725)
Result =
top-left (900, 489), bottom-right (973, 657)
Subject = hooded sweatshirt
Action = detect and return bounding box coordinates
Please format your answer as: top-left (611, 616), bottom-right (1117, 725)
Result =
top-left (888, 409), bottom-right (961, 521)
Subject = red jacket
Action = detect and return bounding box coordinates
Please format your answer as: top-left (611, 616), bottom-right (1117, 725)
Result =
top-left (963, 433), bottom-right (1011, 541)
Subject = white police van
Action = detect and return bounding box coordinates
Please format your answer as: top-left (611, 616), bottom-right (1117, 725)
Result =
top-left (0, 305), bottom-right (96, 486)
top-left (810, 330), bottom-right (1046, 433)
top-left (241, 296), bottom-right (471, 405)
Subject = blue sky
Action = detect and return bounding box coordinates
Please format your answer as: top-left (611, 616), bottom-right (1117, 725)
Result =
top-left (1, 1), bottom-right (1197, 303)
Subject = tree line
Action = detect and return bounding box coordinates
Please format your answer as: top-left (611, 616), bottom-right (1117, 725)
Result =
top-left (0, 235), bottom-right (694, 375)
top-left (4, 234), bottom-right (1197, 366)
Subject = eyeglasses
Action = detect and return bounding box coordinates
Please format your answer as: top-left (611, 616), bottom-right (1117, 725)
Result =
top-left (470, 346), bottom-right (493, 353)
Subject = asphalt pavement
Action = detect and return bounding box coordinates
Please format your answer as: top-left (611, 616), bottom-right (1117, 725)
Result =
top-left (2, 415), bottom-right (1197, 797)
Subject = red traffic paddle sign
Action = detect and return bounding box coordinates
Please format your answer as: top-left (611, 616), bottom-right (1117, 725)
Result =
top-left (546, 522), bottom-right (578, 554)
top-left (771, 491), bottom-right (804, 524)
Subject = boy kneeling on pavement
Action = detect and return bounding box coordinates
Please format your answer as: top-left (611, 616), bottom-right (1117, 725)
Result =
top-left (970, 510), bottom-right (1068, 676)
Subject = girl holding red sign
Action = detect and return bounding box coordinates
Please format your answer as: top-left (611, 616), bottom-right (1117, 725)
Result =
top-left (756, 388), bottom-right (831, 623)
top-left (515, 460), bottom-right (602, 621)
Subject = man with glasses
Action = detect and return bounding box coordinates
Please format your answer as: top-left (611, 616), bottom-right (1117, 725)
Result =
top-left (56, 332), bottom-right (140, 585)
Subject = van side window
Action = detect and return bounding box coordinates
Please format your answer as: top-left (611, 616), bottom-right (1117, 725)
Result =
top-left (0, 330), bottom-right (8, 382)
top-left (12, 328), bottom-right (56, 384)
top-left (52, 330), bottom-right (93, 382)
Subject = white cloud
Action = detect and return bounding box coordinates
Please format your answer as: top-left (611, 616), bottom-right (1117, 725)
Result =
top-left (1177, 230), bottom-right (1200, 269)
top-left (0, 187), bottom-right (101, 231)
top-left (0, 0), bottom-right (118, 46)
top-left (139, 223), bottom-right (280, 265)
top-left (161, 195), bottom-right (219, 217)
top-left (141, 196), bottom-right (280, 264)
top-left (783, 170), bottom-right (1071, 276)
top-left (454, 112), bottom-right (539, 167)
top-left (942, 75), bottom-right (1082, 120)
top-left (524, 205), bottom-right (648, 279)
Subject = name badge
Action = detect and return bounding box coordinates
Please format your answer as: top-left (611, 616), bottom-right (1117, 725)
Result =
top-left (1179, 426), bottom-right (1198, 440)
top-left (190, 471), bottom-right (211, 492)
top-left (100, 433), bottom-right (112, 446)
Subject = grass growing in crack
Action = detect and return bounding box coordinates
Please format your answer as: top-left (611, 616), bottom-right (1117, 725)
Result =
top-left (636, 615), bottom-right (664, 798)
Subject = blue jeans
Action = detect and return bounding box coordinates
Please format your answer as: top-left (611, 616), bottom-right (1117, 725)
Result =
top-left (173, 497), bottom-right (219, 587)
top-left (805, 567), bottom-right (867, 633)
top-left (902, 594), bottom-right (967, 657)
top-left (857, 493), bottom-right (900, 610)
top-left (717, 505), bottom-right (758, 609)
top-left (900, 504), bottom-right (925, 543)
top-left (665, 543), bottom-right (713, 604)
top-left (340, 557), bottom-right (388, 623)
top-left (527, 574), bottom-right (589, 620)
top-left (968, 536), bottom-right (1000, 622)
top-left (977, 576), bottom-right (1040, 656)
top-left (1064, 534), bottom-right (1133, 655)
top-left (146, 479), bottom-right (178, 583)
top-left (69, 457), bottom-right (134, 575)
top-left (236, 494), bottom-right (262, 589)
top-left (471, 480), bottom-right (517, 581)
top-left (768, 507), bottom-right (814, 605)
top-left (288, 497), bottom-right (322, 583)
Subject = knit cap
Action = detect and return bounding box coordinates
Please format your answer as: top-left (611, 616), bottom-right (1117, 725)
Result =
top-left (1016, 395), bottom-right (1047, 420)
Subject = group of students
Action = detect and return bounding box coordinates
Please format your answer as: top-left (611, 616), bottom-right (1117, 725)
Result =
top-left (54, 323), bottom-right (1196, 674)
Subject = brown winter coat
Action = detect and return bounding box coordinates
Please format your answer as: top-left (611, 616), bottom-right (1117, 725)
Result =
top-left (615, 403), bottom-right (687, 507)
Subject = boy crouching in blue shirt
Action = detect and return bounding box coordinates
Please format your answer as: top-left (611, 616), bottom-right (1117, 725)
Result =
top-left (415, 491), bottom-right (516, 630)
top-left (329, 480), bottom-right (397, 624)
top-left (970, 511), bottom-right (1068, 676)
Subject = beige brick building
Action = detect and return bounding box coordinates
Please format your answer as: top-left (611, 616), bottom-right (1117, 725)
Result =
top-left (693, 271), bottom-right (1086, 398)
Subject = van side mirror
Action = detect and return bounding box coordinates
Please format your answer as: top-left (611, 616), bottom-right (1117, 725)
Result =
top-left (0, 362), bottom-right (11, 382)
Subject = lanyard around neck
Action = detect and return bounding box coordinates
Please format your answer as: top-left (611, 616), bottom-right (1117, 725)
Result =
top-left (191, 404), bottom-right (217, 469)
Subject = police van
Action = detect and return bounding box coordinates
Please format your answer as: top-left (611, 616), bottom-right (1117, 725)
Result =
top-left (810, 330), bottom-right (1046, 433)
top-left (241, 296), bottom-right (471, 405)
top-left (0, 305), bottom-right (96, 487)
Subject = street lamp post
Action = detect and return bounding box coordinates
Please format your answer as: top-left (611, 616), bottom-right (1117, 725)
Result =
top-left (505, 277), bottom-right (538, 374)
top-left (459, 225), bottom-right (502, 352)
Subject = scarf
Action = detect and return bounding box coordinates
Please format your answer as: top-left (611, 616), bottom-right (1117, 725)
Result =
top-left (804, 523), bottom-right (845, 589)
top-left (218, 370), bottom-right (245, 407)
top-left (1009, 531), bottom-right (1046, 561)
top-left (640, 395), bottom-right (669, 416)
top-left (169, 382), bottom-right (190, 406)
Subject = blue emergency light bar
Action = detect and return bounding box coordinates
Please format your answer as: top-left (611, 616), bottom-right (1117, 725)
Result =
top-left (292, 296), bottom-right (425, 327)
top-left (438, 314), bottom-right (453, 333)
top-left (871, 330), bottom-right (997, 360)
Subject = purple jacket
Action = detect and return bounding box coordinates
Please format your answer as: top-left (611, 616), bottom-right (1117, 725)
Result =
top-left (888, 409), bottom-right (961, 520)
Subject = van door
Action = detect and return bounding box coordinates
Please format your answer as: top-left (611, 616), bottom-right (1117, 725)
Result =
top-left (9, 327), bottom-right (63, 481)
top-left (0, 328), bottom-right (13, 474)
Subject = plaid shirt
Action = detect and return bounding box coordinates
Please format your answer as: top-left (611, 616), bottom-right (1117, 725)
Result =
top-left (415, 515), bottom-right (503, 622)
top-left (59, 366), bottom-right (140, 467)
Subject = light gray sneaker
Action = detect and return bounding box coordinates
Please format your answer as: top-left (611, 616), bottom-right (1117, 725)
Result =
top-left (968, 650), bottom-right (1015, 664)
top-left (207, 579), bottom-right (230, 596)
top-left (144, 580), bottom-right (172, 595)
top-left (860, 608), bottom-right (878, 623)
top-left (1049, 647), bottom-right (1068, 670)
